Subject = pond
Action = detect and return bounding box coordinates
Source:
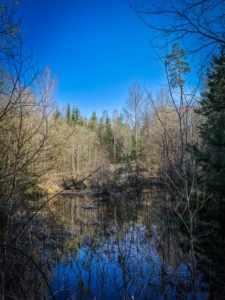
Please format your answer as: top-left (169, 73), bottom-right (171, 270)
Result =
top-left (47, 194), bottom-right (205, 300)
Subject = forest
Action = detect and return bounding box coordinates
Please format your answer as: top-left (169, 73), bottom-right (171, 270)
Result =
top-left (0, 0), bottom-right (225, 299)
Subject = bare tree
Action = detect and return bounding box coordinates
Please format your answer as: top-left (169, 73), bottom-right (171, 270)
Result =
top-left (144, 44), bottom-right (203, 298)
top-left (0, 2), bottom-right (62, 298)
top-left (132, 0), bottom-right (225, 57)
top-left (124, 81), bottom-right (144, 166)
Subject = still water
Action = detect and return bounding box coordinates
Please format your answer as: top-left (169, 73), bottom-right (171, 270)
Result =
top-left (48, 194), bottom-right (204, 300)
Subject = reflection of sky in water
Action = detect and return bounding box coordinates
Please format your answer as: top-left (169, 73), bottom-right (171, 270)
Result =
top-left (51, 224), bottom-right (203, 299)
top-left (53, 227), bottom-right (153, 299)
top-left (48, 195), bottom-right (207, 300)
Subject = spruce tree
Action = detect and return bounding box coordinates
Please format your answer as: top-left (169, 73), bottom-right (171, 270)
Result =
top-left (66, 103), bottom-right (71, 123)
top-left (194, 47), bottom-right (225, 298)
top-left (71, 106), bottom-right (83, 126)
top-left (105, 115), bottom-right (114, 161)
top-left (54, 107), bottom-right (61, 120)
top-left (89, 111), bottom-right (98, 131)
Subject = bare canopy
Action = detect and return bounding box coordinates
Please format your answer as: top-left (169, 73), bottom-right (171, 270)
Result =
top-left (131, 0), bottom-right (225, 58)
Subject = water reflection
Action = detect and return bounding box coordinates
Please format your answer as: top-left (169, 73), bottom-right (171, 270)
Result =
top-left (49, 195), bottom-right (204, 300)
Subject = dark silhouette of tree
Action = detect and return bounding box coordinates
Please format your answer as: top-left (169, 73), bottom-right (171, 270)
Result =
top-left (66, 103), bottom-right (71, 123)
top-left (132, 0), bottom-right (225, 60)
top-left (193, 47), bottom-right (225, 298)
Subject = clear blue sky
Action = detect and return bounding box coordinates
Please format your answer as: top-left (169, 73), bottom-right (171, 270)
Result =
top-left (20, 0), bottom-right (164, 118)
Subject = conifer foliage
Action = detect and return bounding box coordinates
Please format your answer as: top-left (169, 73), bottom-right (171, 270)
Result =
top-left (194, 47), bottom-right (225, 298)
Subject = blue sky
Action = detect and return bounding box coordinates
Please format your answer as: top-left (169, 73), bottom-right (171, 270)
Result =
top-left (20, 0), bottom-right (164, 118)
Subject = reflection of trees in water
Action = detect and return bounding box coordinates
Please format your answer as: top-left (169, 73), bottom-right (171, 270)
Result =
top-left (51, 195), bottom-right (204, 299)
top-left (0, 200), bottom-right (72, 299)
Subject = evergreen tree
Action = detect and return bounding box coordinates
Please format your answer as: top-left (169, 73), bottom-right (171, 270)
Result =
top-left (54, 106), bottom-right (61, 120)
top-left (105, 115), bottom-right (114, 153)
top-left (90, 111), bottom-right (97, 122)
top-left (97, 113), bottom-right (114, 161)
top-left (193, 47), bottom-right (225, 298)
top-left (165, 43), bottom-right (191, 165)
top-left (89, 111), bottom-right (98, 131)
top-left (66, 103), bottom-right (71, 123)
top-left (71, 106), bottom-right (83, 126)
top-left (157, 46), bottom-right (225, 298)
top-left (71, 106), bottom-right (75, 123)
top-left (166, 43), bottom-right (191, 89)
